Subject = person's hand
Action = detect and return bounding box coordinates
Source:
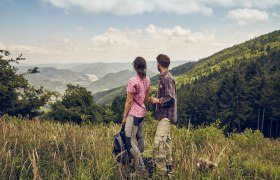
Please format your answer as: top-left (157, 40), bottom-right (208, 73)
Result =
top-left (150, 97), bottom-right (160, 104)
top-left (122, 117), bottom-right (126, 125)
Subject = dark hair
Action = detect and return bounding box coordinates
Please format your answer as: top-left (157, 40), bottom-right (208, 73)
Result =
top-left (133, 56), bottom-right (147, 79)
top-left (156, 54), bottom-right (170, 68)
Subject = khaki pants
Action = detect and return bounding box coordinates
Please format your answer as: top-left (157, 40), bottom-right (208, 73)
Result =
top-left (153, 118), bottom-right (172, 173)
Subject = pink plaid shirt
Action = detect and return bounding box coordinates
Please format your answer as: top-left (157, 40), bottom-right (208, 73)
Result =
top-left (127, 75), bottom-right (151, 118)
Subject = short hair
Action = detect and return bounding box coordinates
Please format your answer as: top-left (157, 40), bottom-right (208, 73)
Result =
top-left (156, 54), bottom-right (170, 68)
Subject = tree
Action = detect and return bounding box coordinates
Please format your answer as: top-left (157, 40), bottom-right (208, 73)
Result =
top-left (111, 96), bottom-right (125, 123)
top-left (216, 69), bottom-right (249, 132)
top-left (0, 50), bottom-right (51, 117)
top-left (270, 71), bottom-right (280, 137)
top-left (48, 84), bottom-right (103, 124)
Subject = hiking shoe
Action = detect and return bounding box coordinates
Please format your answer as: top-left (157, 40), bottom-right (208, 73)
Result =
top-left (166, 164), bottom-right (174, 179)
top-left (129, 163), bottom-right (136, 174)
top-left (166, 164), bottom-right (174, 174)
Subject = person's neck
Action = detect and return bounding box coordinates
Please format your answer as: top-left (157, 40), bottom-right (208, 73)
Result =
top-left (160, 68), bottom-right (168, 74)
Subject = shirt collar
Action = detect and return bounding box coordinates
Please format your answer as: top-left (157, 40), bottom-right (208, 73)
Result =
top-left (136, 74), bottom-right (144, 80)
top-left (159, 70), bottom-right (169, 80)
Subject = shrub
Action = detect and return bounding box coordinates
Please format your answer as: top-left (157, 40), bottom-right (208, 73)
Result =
top-left (230, 129), bottom-right (266, 149)
top-left (192, 126), bottom-right (225, 146)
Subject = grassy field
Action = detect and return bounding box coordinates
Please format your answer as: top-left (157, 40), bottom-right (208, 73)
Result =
top-left (0, 115), bottom-right (279, 179)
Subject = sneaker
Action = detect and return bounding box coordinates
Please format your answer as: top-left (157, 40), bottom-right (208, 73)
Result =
top-left (129, 163), bottom-right (136, 173)
top-left (166, 164), bottom-right (174, 178)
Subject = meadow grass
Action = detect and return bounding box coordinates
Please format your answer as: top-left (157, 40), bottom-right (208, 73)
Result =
top-left (0, 115), bottom-right (279, 179)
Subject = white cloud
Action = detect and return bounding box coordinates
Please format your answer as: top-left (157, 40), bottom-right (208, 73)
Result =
top-left (91, 28), bottom-right (132, 46)
top-left (211, 0), bottom-right (280, 9)
top-left (91, 25), bottom-right (215, 50)
top-left (89, 25), bottom-right (217, 61)
top-left (272, 12), bottom-right (280, 18)
top-left (40, 0), bottom-right (280, 16)
top-left (227, 8), bottom-right (269, 25)
top-left (0, 25), bottom-right (222, 63)
top-left (2, 24), bottom-right (276, 63)
top-left (0, 42), bottom-right (51, 55)
top-left (40, 0), bottom-right (214, 15)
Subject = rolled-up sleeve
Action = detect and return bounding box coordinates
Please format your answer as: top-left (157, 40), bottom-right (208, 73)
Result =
top-left (159, 77), bottom-right (175, 107)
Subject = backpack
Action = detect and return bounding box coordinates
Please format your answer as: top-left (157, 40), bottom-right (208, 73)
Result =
top-left (112, 125), bottom-right (155, 177)
top-left (112, 125), bottom-right (132, 164)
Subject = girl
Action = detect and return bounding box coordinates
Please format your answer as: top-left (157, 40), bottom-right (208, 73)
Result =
top-left (122, 57), bottom-right (151, 174)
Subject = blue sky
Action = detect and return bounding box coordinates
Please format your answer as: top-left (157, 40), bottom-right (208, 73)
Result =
top-left (0, 0), bottom-right (279, 63)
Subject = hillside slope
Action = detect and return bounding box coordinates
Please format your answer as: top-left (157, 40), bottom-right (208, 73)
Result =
top-left (87, 69), bottom-right (155, 94)
top-left (174, 30), bottom-right (280, 137)
top-left (22, 67), bottom-right (92, 93)
top-left (174, 30), bottom-right (280, 86)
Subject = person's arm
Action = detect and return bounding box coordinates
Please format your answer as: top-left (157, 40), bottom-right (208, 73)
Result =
top-left (151, 77), bottom-right (175, 107)
top-left (159, 77), bottom-right (175, 106)
top-left (144, 78), bottom-right (151, 104)
top-left (122, 92), bottom-right (134, 124)
top-left (144, 90), bottom-right (150, 103)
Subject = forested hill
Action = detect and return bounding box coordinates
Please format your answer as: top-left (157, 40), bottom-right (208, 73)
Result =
top-left (109, 30), bottom-right (280, 137)
top-left (173, 30), bottom-right (280, 86)
top-left (175, 30), bottom-right (280, 137)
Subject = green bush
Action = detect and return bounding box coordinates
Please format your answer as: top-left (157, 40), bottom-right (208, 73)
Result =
top-left (192, 126), bottom-right (225, 146)
top-left (230, 129), bottom-right (266, 148)
top-left (243, 159), bottom-right (280, 179)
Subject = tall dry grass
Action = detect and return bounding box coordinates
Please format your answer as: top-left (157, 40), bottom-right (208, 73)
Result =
top-left (0, 115), bottom-right (279, 179)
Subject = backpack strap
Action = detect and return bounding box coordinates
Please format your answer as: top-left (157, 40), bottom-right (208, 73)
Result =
top-left (115, 134), bottom-right (125, 150)
top-left (120, 124), bottom-right (125, 132)
top-left (133, 98), bottom-right (146, 110)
